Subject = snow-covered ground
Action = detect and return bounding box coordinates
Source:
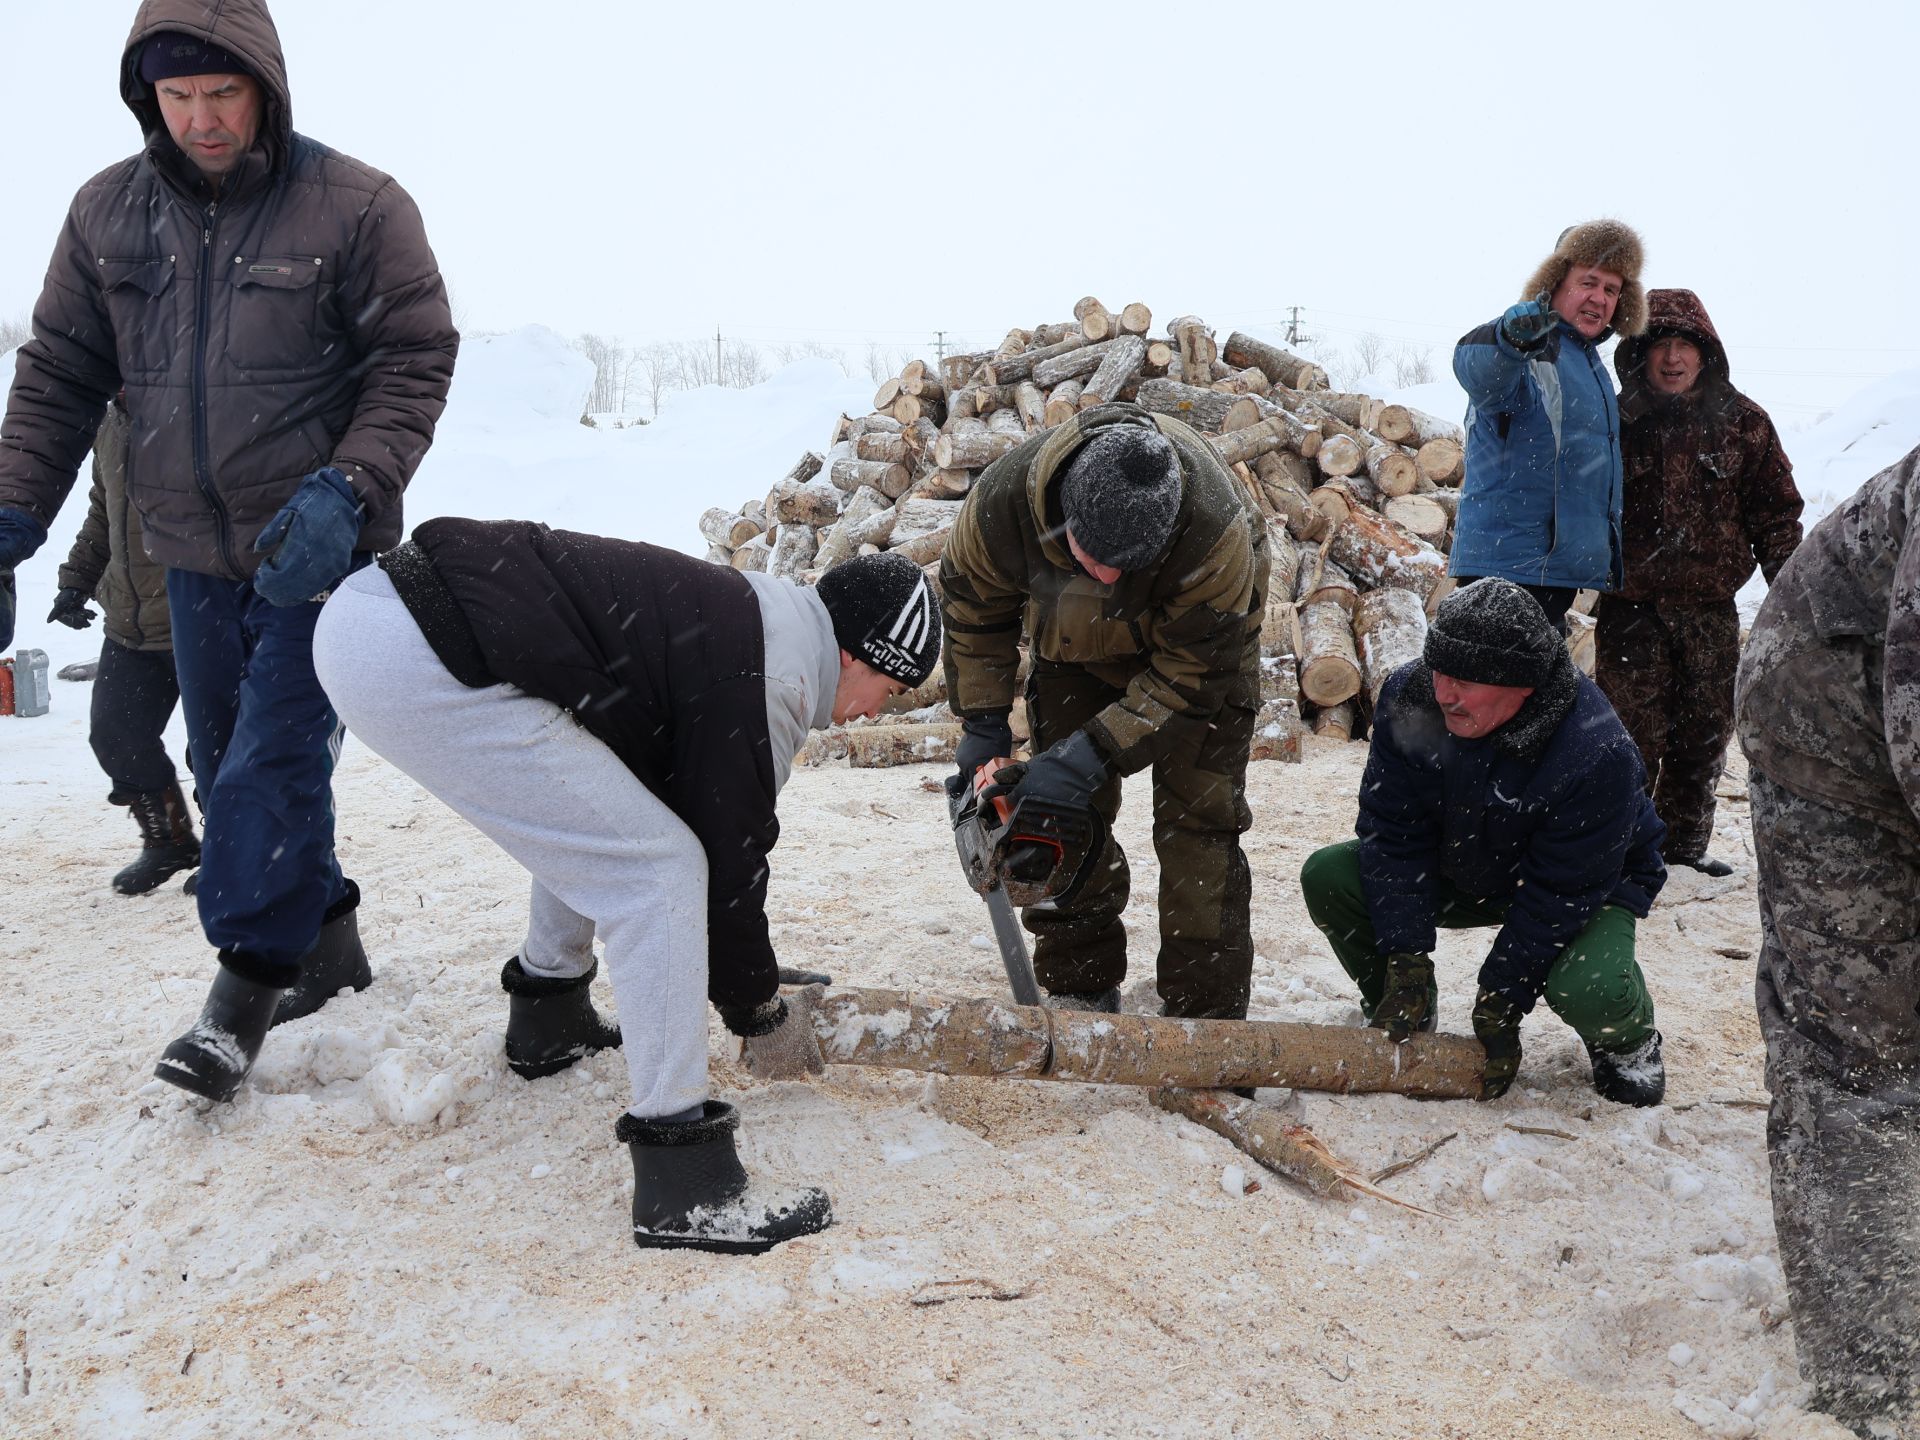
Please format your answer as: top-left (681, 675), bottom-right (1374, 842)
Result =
top-left (5, 332), bottom-right (1918, 1438)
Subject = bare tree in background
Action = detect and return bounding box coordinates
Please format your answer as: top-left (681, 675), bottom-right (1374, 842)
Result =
top-left (864, 341), bottom-right (916, 384)
top-left (1351, 330), bottom-right (1389, 377)
top-left (0, 313), bottom-right (30, 353)
top-left (576, 333), bottom-right (626, 414)
top-left (772, 339), bottom-right (851, 376)
top-left (720, 341), bottom-right (769, 389)
top-left (633, 343), bottom-right (676, 417)
top-left (1390, 342), bottom-right (1436, 388)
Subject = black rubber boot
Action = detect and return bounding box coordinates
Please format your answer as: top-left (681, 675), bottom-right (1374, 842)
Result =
top-left (1588, 1029), bottom-right (1667, 1107)
top-left (271, 881), bottom-right (373, 1028)
top-left (501, 956), bottom-right (623, 1080)
top-left (113, 782), bottom-right (200, 896)
top-left (617, 1101), bottom-right (833, 1255)
top-left (154, 954), bottom-right (289, 1102)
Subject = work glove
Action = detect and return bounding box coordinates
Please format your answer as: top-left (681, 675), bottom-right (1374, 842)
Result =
top-left (979, 729), bottom-right (1109, 815)
top-left (1499, 292), bottom-right (1560, 352)
top-left (741, 988), bottom-right (826, 1081)
top-left (777, 965), bottom-right (833, 987)
top-left (1471, 988), bottom-right (1525, 1101)
top-left (47, 587), bottom-right (97, 630)
top-left (952, 711), bottom-right (1014, 794)
top-left (1370, 951), bottom-right (1436, 1043)
top-left (252, 467), bottom-right (364, 607)
top-left (0, 509), bottom-right (49, 651)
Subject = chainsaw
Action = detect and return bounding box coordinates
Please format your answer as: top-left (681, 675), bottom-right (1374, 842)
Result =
top-left (946, 758), bottom-right (1105, 1007)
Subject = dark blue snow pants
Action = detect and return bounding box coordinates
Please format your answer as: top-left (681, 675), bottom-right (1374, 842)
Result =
top-left (167, 567), bottom-right (355, 976)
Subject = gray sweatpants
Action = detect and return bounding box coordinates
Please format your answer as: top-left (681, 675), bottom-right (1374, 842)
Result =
top-left (312, 566), bottom-right (710, 1119)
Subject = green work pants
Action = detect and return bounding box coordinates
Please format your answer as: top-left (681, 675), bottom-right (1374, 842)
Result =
top-left (1299, 840), bottom-right (1655, 1051)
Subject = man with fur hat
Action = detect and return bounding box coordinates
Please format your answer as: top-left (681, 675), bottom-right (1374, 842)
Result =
top-left (940, 403), bottom-right (1269, 1021)
top-left (304, 527), bottom-right (940, 1255)
top-left (1598, 289), bottom-right (1801, 878)
top-left (1736, 445), bottom-right (1920, 1434)
top-left (0, 2), bottom-right (457, 1085)
top-left (1449, 220), bottom-right (1648, 629)
top-left (1301, 580), bottom-right (1669, 1104)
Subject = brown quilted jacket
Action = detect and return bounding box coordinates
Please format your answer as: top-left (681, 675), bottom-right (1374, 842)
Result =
top-left (0, 0), bottom-right (458, 579)
top-left (1612, 289), bottom-right (1802, 603)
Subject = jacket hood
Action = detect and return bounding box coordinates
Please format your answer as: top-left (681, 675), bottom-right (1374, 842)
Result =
top-left (1520, 218), bottom-right (1648, 340)
top-left (1026, 403), bottom-right (1184, 574)
top-left (121, 0), bottom-right (292, 173)
top-left (1614, 288), bottom-right (1732, 411)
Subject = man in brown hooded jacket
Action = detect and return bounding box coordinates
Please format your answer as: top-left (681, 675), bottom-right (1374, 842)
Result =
top-left (0, 0), bottom-right (457, 1100)
top-left (1598, 289), bottom-right (1801, 876)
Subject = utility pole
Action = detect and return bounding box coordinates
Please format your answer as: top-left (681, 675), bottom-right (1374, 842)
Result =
top-left (1285, 306), bottom-right (1312, 347)
top-left (714, 325), bottom-right (723, 385)
top-left (933, 330), bottom-right (947, 363)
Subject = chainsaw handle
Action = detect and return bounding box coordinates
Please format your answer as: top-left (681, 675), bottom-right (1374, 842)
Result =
top-left (972, 757), bottom-right (1017, 825)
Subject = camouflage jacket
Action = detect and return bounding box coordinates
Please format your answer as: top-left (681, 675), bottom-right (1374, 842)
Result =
top-left (1614, 290), bottom-right (1802, 603)
top-left (1737, 443), bottom-right (1920, 826)
top-left (939, 404), bottom-right (1268, 775)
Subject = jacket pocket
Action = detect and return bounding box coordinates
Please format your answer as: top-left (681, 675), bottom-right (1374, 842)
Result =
top-left (226, 256), bottom-right (324, 371)
top-left (98, 257), bottom-right (177, 377)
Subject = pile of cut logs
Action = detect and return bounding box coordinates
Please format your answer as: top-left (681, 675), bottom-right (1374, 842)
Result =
top-left (696, 298), bottom-right (1577, 766)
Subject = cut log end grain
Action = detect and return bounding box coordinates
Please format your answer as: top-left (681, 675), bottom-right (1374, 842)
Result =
top-left (1298, 600), bottom-right (1363, 707)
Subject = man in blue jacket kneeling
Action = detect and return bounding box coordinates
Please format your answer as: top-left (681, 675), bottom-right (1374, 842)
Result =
top-left (1301, 580), bottom-right (1669, 1105)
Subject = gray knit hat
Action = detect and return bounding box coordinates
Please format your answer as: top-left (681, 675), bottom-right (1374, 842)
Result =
top-left (1058, 426), bottom-right (1182, 571)
top-left (1424, 580), bottom-right (1561, 689)
top-left (814, 552), bottom-right (941, 686)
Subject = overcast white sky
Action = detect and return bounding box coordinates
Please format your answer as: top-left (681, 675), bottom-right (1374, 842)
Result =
top-left (4, 0), bottom-right (1914, 424)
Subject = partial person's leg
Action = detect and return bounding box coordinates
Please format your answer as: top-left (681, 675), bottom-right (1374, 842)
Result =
top-left (1594, 597), bottom-right (1672, 793)
top-left (1538, 905), bottom-right (1655, 1052)
top-left (522, 881), bottom-right (597, 980)
top-left (316, 567), bottom-right (708, 1119)
top-left (89, 638), bottom-right (183, 795)
top-left (1152, 669), bottom-right (1256, 1018)
top-left (1654, 601), bottom-right (1742, 868)
top-left (1749, 772), bottom-right (1920, 1430)
top-left (1021, 661), bottom-right (1129, 1004)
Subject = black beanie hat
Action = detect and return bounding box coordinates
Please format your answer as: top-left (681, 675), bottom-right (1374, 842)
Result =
top-left (140, 32), bottom-right (250, 85)
top-left (1058, 425), bottom-right (1182, 571)
top-left (814, 552), bottom-right (941, 687)
top-left (1424, 580), bottom-right (1562, 689)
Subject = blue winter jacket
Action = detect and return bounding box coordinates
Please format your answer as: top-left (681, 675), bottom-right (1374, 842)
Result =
top-left (1449, 315), bottom-right (1624, 591)
top-left (1356, 658), bottom-right (1666, 1011)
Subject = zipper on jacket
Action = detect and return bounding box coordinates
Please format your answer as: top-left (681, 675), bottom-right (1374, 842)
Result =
top-left (191, 200), bottom-right (240, 577)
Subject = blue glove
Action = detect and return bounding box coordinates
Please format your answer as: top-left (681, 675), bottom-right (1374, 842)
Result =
top-left (0, 506), bottom-right (48, 569)
top-left (1499, 292), bottom-right (1560, 351)
top-left (252, 468), bottom-right (364, 607)
top-left (980, 729), bottom-right (1110, 814)
top-left (0, 568), bottom-right (13, 654)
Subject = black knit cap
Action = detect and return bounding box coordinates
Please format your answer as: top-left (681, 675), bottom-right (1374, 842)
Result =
top-left (140, 32), bottom-right (250, 84)
top-left (1424, 580), bottom-right (1561, 689)
top-left (1058, 425), bottom-right (1182, 571)
top-left (814, 552), bottom-right (941, 687)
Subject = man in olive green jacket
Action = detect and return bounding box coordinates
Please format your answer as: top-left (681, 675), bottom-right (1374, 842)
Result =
top-left (49, 398), bottom-right (200, 895)
top-left (940, 403), bottom-right (1269, 1019)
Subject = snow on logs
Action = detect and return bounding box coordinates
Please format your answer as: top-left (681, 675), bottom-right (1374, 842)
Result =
top-left (695, 299), bottom-right (1488, 762)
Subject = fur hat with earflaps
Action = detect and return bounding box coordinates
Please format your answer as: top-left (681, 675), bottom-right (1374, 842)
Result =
top-left (1519, 219), bottom-right (1647, 338)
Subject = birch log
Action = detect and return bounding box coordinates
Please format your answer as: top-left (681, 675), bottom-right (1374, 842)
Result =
top-left (1032, 337), bottom-right (1122, 389)
top-left (1221, 332), bottom-right (1324, 391)
top-left (1354, 588), bottom-right (1430, 706)
top-left (1074, 296), bottom-right (1114, 341)
top-left (1415, 437), bottom-right (1465, 487)
top-left (1079, 334), bottom-right (1148, 408)
top-left (831, 457), bottom-right (911, 498)
top-left (1383, 494), bottom-right (1451, 548)
top-left (855, 431), bottom-right (911, 465)
top-left (1254, 451), bottom-right (1328, 542)
top-left (1014, 381), bottom-right (1047, 431)
top-left (1136, 378), bottom-right (1242, 433)
top-left (1249, 699), bottom-right (1302, 763)
top-left (1312, 701), bottom-right (1357, 741)
top-left (934, 428), bottom-right (1020, 470)
top-left (846, 724), bottom-right (963, 768)
top-left (1044, 380), bottom-right (1084, 426)
top-left (1298, 600), bottom-right (1364, 706)
top-left (1326, 507), bottom-right (1449, 600)
top-left (1365, 440), bottom-right (1420, 498)
top-left (799, 985), bottom-right (1486, 1098)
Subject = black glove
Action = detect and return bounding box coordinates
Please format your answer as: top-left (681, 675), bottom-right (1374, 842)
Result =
top-left (47, 587), bottom-right (97, 630)
top-left (1371, 951), bottom-right (1436, 1043)
top-left (979, 729), bottom-right (1109, 814)
top-left (1472, 989), bottom-right (1524, 1101)
top-left (776, 965), bottom-right (833, 987)
top-left (952, 711), bottom-right (1014, 795)
top-left (1499, 291), bottom-right (1560, 351)
top-left (716, 994), bottom-right (789, 1039)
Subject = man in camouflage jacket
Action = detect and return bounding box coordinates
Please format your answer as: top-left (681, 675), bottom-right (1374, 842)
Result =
top-left (1600, 289), bottom-right (1802, 876)
top-left (1735, 444), bottom-right (1920, 1435)
top-left (940, 403), bottom-right (1269, 1020)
